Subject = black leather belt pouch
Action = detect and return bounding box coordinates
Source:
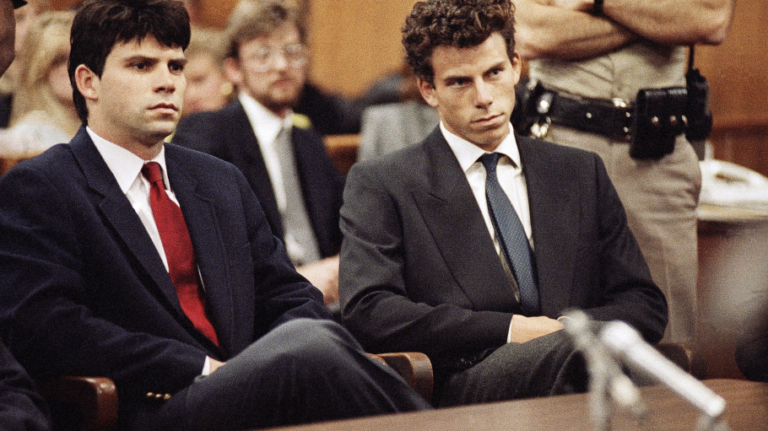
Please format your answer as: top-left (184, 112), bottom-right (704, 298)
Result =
top-left (685, 68), bottom-right (713, 142)
top-left (512, 79), bottom-right (544, 133)
top-left (630, 87), bottom-right (688, 160)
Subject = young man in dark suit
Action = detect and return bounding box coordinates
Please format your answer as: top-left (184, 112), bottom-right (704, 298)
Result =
top-left (173, 0), bottom-right (343, 308)
top-left (339, 0), bottom-right (668, 407)
top-left (0, 1), bottom-right (429, 429)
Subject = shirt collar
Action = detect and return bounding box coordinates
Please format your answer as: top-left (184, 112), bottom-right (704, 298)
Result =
top-left (440, 121), bottom-right (522, 173)
top-left (87, 126), bottom-right (170, 193)
top-left (238, 92), bottom-right (294, 147)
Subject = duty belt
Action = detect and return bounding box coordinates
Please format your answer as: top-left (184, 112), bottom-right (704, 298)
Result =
top-left (530, 90), bottom-right (634, 141)
top-left (516, 79), bottom-right (704, 160)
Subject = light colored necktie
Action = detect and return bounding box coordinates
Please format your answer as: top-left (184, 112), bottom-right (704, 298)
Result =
top-left (273, 127), bottom-right (321, 265)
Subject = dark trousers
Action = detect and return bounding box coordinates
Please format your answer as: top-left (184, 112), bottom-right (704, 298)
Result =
top-left (436, 330), bottom-right (588, 407)
top-left (133, 319), bottom-right (431, 430)
top-left (0, 342), bottom-right (51, 431)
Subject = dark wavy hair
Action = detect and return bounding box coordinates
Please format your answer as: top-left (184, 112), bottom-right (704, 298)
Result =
top-left (402, 0), bottom-right (516, 85)
top-left (69, 0), bottom-right (190, 124)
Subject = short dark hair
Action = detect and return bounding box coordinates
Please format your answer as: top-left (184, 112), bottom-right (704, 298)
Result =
top-left (224, 0), bottom-right (306, 61)
top-left (69, 0), bottom-right (191, 124)
top-left (402, 0), bottom-right (516, 85)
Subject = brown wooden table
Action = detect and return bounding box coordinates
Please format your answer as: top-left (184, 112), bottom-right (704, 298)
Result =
top-left (267, 379), bottom-right (768, 431)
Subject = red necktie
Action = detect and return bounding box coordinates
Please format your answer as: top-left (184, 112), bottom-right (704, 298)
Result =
top-left (142, 162), bottom-right (220, 347)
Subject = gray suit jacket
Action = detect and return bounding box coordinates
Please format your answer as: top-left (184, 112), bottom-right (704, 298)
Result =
top-left (339, 127), bottom-right (667, 362)
top-left (357, 101), bottom-right (439, 162)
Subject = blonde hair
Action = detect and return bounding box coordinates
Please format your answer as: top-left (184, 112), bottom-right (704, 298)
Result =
top-left (0, 0), bottom-right (53, 94)
top-left (10, 11), bottom-right (79, 137)
top-left (187, 26), bottom-right (226, 68)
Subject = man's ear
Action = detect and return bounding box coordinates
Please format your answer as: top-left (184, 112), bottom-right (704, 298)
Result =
top-left (74, 64), bottom-right (99, 102)
top-left (224, 57), bottom-right (243, 87)
top-left (417, 77), bottom-right (438, 108)
top-left (510, 50), bottom-right (523, 86)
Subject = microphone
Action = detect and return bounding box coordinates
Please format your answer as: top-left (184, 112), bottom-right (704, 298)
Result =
top-left (599, 320), bottom-right (726, 420)
top-left (563, 310), bottom-right (646, 429)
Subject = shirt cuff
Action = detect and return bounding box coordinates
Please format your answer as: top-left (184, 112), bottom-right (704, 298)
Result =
top-left (202, 356), bottom-right (211, 376)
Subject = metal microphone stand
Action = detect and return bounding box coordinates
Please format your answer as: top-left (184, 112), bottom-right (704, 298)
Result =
top-left (563, 310), bottom-right (647, 431)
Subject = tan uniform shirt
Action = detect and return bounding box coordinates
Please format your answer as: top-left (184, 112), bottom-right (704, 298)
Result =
top-left (529, 42), bottom-right (687, 102)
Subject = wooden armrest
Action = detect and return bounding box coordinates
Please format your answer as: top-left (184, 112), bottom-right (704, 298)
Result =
top-left (655, 342), bottom-right (707, 379)
top-left (369, 352), bottom-right (433, 404)
top-left (323, 134), bottom-right (359, 175)
top-left (36, 376), bottom-right (118, 431)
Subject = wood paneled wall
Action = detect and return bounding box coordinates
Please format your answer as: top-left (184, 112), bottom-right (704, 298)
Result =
top-left (696, 0), bottom-right (768, 176)
top-left (306, 0), bottom-right (418, 97)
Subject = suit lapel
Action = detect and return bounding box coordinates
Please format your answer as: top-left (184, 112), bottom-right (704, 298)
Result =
top-left (165, 147), bottom-right (233, 353)
top-left (519, 135), bottom-right (579, 315)
top-left (413, 129), bottom-right (519, 312)
top-left (69, 128), bottom-right (185, 317)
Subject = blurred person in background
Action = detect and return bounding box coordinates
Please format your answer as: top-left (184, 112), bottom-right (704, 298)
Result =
top-left (0, 0), bottom-right (50, 127)
top-left (174, 0), bottom-right (345, 309)
top-left (1, 11), bottom-right (78, 157)
top-left (182, 26), bottom-right (234, 118)
top-left (0, 1), bottom-right (53, 429)
top-left (0, 0), bottom-right (24, 75)
top-left (358, 63), bottom-right (438, 162)
top-left (736, 298), bottom-right (768, 382)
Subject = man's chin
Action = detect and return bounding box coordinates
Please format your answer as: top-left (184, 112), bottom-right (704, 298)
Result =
top-left (467, 126), bottom-right (510, 150)
top-left (147, 124), bottom-right (178, 143)
top-left (266, 91), bottom-right (301, 110)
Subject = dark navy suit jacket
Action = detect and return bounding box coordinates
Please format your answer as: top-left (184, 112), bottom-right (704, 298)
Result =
top-left (0, 128), bottom-right (331, 414)
top-left (173, 100), bottom-right (345, 259)
top-left (340, 128), bottom-right (668, 361)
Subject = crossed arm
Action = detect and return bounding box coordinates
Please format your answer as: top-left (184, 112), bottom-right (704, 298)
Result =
top-left (514, 0), bottom-right (735, 60)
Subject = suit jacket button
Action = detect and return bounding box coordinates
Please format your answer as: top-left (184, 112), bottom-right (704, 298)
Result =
top-left (163, 394), bottom-right (171, 400)
top-left (146, 392), bottom-right (154, 398)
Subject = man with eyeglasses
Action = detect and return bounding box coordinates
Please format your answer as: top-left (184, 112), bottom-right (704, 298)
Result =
top-left (174, 0), bottom-right (344, 312)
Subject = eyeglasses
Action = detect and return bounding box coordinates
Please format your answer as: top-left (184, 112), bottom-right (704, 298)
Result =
top-left (245, 43), bottom-right (308, 72)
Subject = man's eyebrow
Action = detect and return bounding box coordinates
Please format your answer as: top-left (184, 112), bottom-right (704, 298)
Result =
top-left (485, 60), bottom-right (507, 72)
top-left (121, 55), bottom-right (188, 66)
top-left (441, 72), bottom-right (470, 83)
top-left (122, 55), bottom-right (157, 64)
